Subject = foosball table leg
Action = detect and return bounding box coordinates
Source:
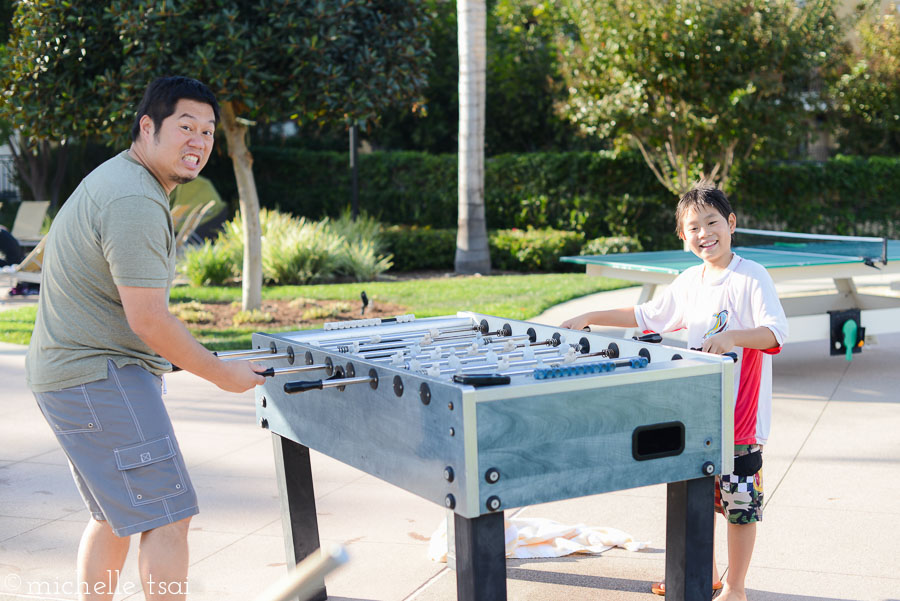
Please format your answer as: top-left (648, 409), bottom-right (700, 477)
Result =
top-left (453, 511), bottom-right (507, 601)
top-left (665, 476), bottom-right (715, 601)
top-left (273, 434), bottom-right (327, 601)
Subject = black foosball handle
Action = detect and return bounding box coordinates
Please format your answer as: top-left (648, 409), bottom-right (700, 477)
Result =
top-left (633, 332), bottom-right (663, 344)
top-left (284, 380), bottom-right (325, 394)
top-left (691, 348), bottom-right (739, 363)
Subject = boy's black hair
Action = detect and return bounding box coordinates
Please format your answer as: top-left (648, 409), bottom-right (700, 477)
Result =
top-left (675, 186), bottom-right (734, 235)
top-left (130, 76), bottom-right (220, 142)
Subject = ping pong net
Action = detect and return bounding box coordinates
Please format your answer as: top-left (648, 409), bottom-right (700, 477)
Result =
top-left (734, 228), bottom-right (889, 267)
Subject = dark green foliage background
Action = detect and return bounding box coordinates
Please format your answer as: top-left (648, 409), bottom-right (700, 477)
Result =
top-left (202, 148), bottom-right (677, 244)
top-left (381, 226), bottom-right (588, 272)
top-left (203, 148), bottom-right (900, 252)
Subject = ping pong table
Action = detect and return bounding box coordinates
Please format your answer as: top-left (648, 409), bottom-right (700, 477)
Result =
top-left (563, 228), bottom-right (900, 356)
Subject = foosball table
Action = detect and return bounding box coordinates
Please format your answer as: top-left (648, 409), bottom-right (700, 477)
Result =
top-left (230, 313), bottom-right (736, 601)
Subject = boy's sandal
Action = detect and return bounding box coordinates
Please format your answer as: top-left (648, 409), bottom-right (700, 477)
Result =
top-left (651, 580), bottom-right (723, 596)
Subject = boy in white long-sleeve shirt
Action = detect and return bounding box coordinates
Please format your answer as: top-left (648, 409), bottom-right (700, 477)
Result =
top-left (562, 186), bottom-right (788, 601)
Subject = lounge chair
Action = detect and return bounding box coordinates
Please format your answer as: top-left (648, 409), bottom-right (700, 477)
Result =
top-left (11, 200), bottom-right (50, 250)
top-left (0, 235), bottom-right (45, 287)
top-left (175, 199), bottom-right (217, 252)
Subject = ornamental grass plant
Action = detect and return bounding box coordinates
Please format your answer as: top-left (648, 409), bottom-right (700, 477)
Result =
top-left (178, 209), bottom-right (394, 285)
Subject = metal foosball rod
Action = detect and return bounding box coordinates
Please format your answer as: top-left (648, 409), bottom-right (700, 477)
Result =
top-left (330, 327), bottom-right (524, 356)
top-left (430, 347), bottom-right (626, 377)
top-left (319, 318), bottom-right (531, 355)
top-left (360, 335), bottom-right (534, 362)
top-left (255, 364), bottom-right (331, 378)
top-left (342, 333), bottom-right (502, 359)
top-left (281, 352), bottom-right (649, 394)
top-left (319, 323), bottom-right (481, 351)
top-left (214, 348), bottom-right (280, 359)
top-left (393, 341), bottom-right (607, 373)
top-left (284, 375), bottom-right (374, 394)
top-left (220, 351), bottom-right (294, 363)
top-left (416, 346), bottom-right (573, 371)
top-left (451, 354), bottom-right (651, 382)
top-left (364, 332), bottom-right (583, 366)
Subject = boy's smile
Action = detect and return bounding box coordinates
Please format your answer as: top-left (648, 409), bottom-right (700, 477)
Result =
top-left (680, 206), bottom-right (736, 271)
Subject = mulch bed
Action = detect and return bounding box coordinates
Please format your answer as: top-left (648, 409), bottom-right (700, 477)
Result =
top-left (173, 297), bottom-right (409, 330)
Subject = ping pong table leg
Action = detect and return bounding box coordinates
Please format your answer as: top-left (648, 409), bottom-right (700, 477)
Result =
top-left (665, 477), bottom-right (715, 601)
top-left (834, 277), bottom-right (861, 307)
top-left (454, 511), bottom-right (507, 601)
top-left (273, 434), bottom-right (327, 601)
top-left (636, 283), bottom-right (658, 305)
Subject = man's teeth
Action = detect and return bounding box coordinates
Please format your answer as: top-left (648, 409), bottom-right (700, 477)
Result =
top-left (184, 155), bottom-right (199, 164)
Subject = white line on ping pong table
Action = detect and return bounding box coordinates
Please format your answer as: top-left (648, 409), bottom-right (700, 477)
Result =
top-left (734, 246), bottom-right (870, 263)
top-left (734, 227), bottom-right (886, 243)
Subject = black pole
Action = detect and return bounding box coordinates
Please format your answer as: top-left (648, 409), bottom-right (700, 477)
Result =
top-left (272, 434), bottom-right (326, 601)
top-left (664, 477), bottom-right (715, 601)
top-left (349, 124), bottom-right (359, 220)
top-left (454, 511), bottom-right (507, 601)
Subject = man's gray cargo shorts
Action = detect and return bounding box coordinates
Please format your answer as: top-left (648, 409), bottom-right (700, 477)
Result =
top-left (34, 360), bottom-right (198, 537)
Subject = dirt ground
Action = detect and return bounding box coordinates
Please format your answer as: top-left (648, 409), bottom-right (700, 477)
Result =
top-left (170, 297), bottom-right (409, 330)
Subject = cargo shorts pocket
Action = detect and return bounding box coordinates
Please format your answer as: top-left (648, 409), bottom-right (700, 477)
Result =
top-left (114, 436), bottom-right (187, 506)
top-left (36, 386), bottom-right (103, 435)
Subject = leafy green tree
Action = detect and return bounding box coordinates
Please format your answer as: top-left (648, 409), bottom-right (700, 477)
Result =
top-left (2, 1), bottom-right (431, 309)
top-left (0, 2), bottom-right (116, 205)
top-left (350, 0), bottom-right (592, 155)
top-left (557, 0), bottom-right (846, 195)
top-left (831, 3), bottom-right (900, 156)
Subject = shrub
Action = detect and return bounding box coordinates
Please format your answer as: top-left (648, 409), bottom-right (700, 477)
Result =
top-left (232, 309), bottom-right (274, 326)
top-left (177, 241), bottom-right (235, 286)
top-left (301, 302), bottom-right (352, 321)
top-left (581, 236), bottom-right (643, 255)
top-left (381, 225), bottom-right (457, 271)
top-left (336, 239), bottom-right (394, 282)
top-left (263, 218), bottom-right (343, 284)
top-left (170, 301), bottom-right (214, 324)
top-left (330, 209), bottom-right (387, 253)
top-left (211, 208), bottom-right (394, 284)
top-left (603, 194), bottom-right (680, 251)
top-left (489, 228), bottom-right (584, 272)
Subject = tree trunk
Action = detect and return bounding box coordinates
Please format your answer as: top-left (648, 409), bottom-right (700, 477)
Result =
top-left (7, 133), bottom-right (49, 202)
top-left (220, 101), bottom-right (263, 311)
top-left (49, 142), bottom-right (70, 210)
top-left (455, 0), bottom-right (491, 275)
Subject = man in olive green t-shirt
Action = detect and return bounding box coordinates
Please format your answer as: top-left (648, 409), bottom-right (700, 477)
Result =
top-left (26, 77), bottom-right (264, 599)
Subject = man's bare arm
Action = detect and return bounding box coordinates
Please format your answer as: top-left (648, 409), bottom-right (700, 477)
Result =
top-left (118, 286), bottom-right (265, 393)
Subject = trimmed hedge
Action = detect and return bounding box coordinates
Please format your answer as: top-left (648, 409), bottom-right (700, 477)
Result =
top-left (489, 228), bottom-right (583, 272)
top-left (205, 148), bottom-right (679, 249)
top-left (203, 148), bottom-right (900, 252)
top-left (381, 225), bottom-right (456, 271)
top-left (733, 156), bottom-right (900, 237)
top-left (382, 225), bottom-right (638, 273)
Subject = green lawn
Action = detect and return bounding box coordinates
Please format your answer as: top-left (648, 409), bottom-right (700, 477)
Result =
top-left (1, 273), bottom-right (631, 350)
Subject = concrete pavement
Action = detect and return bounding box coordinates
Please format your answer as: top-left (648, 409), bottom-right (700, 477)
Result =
top-left (2, 284), bottom-right (900, 601)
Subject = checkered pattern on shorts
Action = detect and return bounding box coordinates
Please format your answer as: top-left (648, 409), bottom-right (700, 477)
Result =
top-left (714, 446), bottom-right (764, 524)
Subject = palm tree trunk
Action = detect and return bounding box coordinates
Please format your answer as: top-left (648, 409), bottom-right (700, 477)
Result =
top-left (455, 0), bottom-right (491, 275)
top-left (220, 101), bottom-right (263, 311)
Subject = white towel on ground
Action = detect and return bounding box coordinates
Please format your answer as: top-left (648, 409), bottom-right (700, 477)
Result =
top-left (427, 516), bottom-right (649, 562)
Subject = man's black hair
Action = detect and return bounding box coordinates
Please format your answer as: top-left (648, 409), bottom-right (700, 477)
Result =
top-left (130, 76), bottom-right (220, 142)
top-left (675, 186), bottom-right (735, 235)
